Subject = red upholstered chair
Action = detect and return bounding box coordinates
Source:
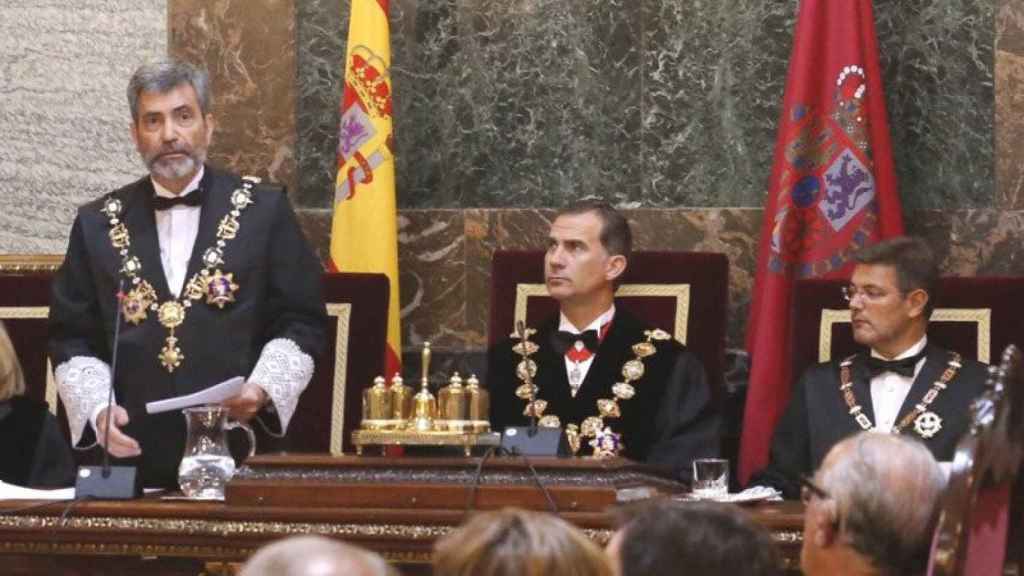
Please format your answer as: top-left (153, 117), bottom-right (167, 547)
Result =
top-left (488, 250), bottom-right (730, 399)
top-left (278, 272), bottom-right (388, 455)
top-left (0, 256), bottom-right (65, 416)
top-left (0, 257), bottom-right (388, 456)
top-left (927, 344), bottom-right (1024, 576)
top-left (791, 277), bottom-right (1024, 372)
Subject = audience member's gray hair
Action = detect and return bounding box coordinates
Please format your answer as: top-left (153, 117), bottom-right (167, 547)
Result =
top-left (240, 535), bottom-right (397, 576)
top-left (127, 59), bottom-right (213, 121)
top-left (820, 432), bottom-right (946, 576)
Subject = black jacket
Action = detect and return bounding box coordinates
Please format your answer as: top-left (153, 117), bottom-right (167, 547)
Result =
top-left (48, 165), bottom-right (327, 487)
top-left (750, 344), bottom-right (988, 498)
top-left (488, 307), bottom-right (720, 482)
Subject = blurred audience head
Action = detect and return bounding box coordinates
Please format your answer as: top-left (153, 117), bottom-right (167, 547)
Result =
top-left (0, 321), bottom-right (26, 402)
top-left (607, 499), bottom-right (780, 576)
top-left (434, 507), bottom-right (613, 576)
top-left (801, 431), bottom-right (945, 576)
top-left (240, 535), bottom-right (396, 576)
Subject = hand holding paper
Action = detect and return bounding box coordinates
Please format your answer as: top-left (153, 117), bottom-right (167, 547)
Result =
top-left (145, 376), bottom-right (246, 414)
top-left (221, 381), bottom-right (270, 422)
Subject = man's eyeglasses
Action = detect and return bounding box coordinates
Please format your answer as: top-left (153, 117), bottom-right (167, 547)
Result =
top-left (841, 284), bottom-right (894, 304)
top-left (800, 475), bottom-right (830, 505)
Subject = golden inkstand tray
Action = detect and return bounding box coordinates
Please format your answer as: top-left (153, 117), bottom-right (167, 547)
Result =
top-left (352, 342), bottom-right (500, 456)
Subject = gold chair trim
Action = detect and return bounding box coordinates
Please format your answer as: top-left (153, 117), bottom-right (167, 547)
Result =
top-left (327, 303), bottom-right (352, 455)
top-left (514, 283), bottom-right (691, 344)
top-left (0, 305), bottom-right (57, 414)
top-left (0, 254), bottom-right (62, 273)
top-left (819, 308), bottom-right (992, 363)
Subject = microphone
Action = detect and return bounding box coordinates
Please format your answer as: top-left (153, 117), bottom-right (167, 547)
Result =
top-left (499, 320), bottom-right (570, 457)
top-left (75, 277), bottom-right (141, 499)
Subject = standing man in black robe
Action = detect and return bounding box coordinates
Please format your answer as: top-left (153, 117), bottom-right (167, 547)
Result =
top-left (749, 236), bottom-right (988, 498)
top-left (48, 59), bottom-right (327, 488)
top-left (488, 202), bottom-right (719, 481)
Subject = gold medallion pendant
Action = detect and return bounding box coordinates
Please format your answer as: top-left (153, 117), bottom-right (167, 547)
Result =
top-left (157, 301), bottom-right (187, 372)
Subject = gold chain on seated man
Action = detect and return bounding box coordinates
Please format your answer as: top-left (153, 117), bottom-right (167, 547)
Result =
top-left (838, 351), bottom-right (960, 439)
top-left (99, 177), bottom-right (259, 372)
top-left (513, 326), bottom-right (671, 457)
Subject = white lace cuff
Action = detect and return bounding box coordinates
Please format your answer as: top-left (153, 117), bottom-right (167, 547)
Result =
top-left (247, 338), bottom-right (314, 432)
top-left (55, 356), bottom-right (114, 447)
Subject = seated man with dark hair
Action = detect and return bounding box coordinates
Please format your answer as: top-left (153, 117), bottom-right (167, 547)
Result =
top-left (607, 499), bottom-right (781, 576)
top-left (488, 201), bottom-right (719, 479)
top-left (750, 236), bottom-right (988, 498)
top-left (800, 431), bottom-right (945, 576)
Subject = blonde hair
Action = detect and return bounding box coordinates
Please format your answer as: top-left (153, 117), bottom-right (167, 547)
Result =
top-left (434, 508), bottom-right (613, 576)
top-left (0, 321), bottom-right (26, 401)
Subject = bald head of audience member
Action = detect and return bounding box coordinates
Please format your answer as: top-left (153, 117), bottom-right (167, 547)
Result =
top-left (801, 432), bottom-right (946, 576)
top-left (240, 535), bottom-right (396, 576)
top-left (434, 508), bottom-right (613, 576)
top-left (606, 499), bottom-right (781, 576)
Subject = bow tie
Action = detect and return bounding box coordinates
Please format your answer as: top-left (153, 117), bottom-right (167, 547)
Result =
top-left (551, 329), bottom-right (600, 356)
top-left (153, 189), bottom-right (203, 211)
top-left (865, 350), bottom-right (927, 378)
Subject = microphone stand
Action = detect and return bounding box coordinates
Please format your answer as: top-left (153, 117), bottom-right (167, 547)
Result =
top-left (75, 277), bottom-right (141, 499)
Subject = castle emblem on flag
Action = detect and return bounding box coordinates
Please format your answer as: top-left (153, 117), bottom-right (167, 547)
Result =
top-left (336, 45), bottom-right (394, 203)
top-left (769, 65), bottom-right (879, 279)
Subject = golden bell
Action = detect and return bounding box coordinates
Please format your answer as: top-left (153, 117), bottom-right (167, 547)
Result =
top-left (361, 376), bottom-right (394, 430)
top-left (438, 372), bottom-right (470, 432)
top-left (411, 378), bottom-right (438, 432)
top-left (465, 374), bottom-right (491, 433)
top-left (389, 374), bottom-right (414, 425)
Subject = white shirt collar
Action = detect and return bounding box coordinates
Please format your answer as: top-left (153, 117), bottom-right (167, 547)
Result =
top-left (871, 335), bottom-right (928, 361)
top-left (558, 304), bottom-right (616, 334)
top-left (151, 165), bottom-right (205, 199)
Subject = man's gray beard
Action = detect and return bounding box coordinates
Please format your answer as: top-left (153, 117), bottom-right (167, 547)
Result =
top-left (146, 149), bottom-right (207, 181)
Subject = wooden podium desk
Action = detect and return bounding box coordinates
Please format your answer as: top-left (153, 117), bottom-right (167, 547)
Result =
top-left (0, 455), bottom-right (805, 575)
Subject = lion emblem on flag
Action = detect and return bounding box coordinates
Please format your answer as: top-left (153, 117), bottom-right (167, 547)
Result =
top-left (768, 65), bottom-right (879, 278)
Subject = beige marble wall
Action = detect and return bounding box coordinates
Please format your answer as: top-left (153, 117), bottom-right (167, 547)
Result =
top-left (169, 0), bottom-right (298, 194)
top-left (997, 0), bottom-right (1024, 210)
top-left (0, 0), bottom-right (167, 253)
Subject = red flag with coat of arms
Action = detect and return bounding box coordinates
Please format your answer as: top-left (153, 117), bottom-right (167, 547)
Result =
top-left (739, 0), bottom-right (904, 484)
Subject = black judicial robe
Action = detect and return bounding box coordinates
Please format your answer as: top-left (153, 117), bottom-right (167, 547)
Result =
top-left (750, 344), bottom-right (988, 499)
top-left (48, 165), bottom-right (327, 488)
top-left (488, 308), bottom-right (720, 481)
top-left (0, 397), bottom-right (75, 487)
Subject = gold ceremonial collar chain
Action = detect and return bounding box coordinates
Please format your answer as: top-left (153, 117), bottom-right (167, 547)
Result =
top-left (100, 176), bottom-right (259, 372)
top-left (512, 326), bottom-right (671, 457)
top-left (839, 351), bottom-right (961, 439)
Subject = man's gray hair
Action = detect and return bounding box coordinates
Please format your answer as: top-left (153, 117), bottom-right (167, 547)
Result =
top-left (240, 535), bottom-right (397, 576)
top-left (127, 59), bottom-right (213, 121)
top-left (820, 432), bottom-right (946, 576)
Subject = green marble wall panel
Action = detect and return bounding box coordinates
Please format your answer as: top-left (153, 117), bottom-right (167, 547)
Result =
top-left (876, 0), bottom-right (995, 210)
top-left (293, 0), bottom-right (994, 210)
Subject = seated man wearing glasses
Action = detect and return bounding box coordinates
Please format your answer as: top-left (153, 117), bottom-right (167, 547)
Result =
top-left (749, 236), bottom-right (987, 498)
top-left (800, 432), bottom-right (945, 576)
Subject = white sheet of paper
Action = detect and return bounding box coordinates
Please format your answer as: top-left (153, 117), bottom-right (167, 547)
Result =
top-left (0, 480), bottom-right (74, 500)
top-left (144, 376), bottom-right (245, 414)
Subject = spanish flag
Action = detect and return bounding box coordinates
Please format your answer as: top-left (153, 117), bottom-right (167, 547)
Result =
top-left (331, 0), bottom-right (401, 376)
